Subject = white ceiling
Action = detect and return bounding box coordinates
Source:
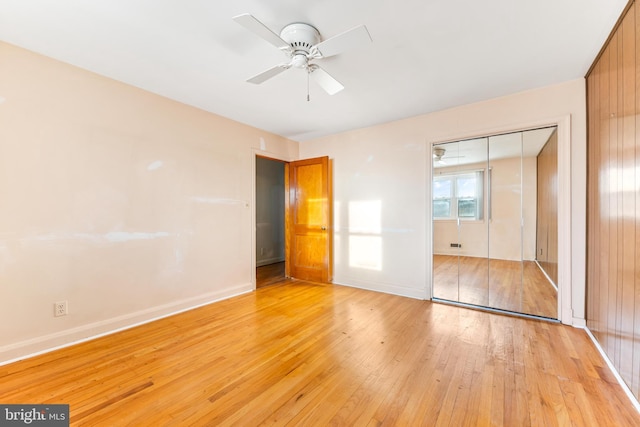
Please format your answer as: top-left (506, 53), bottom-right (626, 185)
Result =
top-left (0, 1), bottom-right (627, 141)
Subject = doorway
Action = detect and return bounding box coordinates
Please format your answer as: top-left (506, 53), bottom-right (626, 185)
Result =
top-left (254, 154), bottom-right (333, 287)
top-left (255, 156), bottom-right (286, 287)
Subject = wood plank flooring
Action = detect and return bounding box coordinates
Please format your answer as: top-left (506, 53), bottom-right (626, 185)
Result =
top-left (257, 261), bottom-right (286, 288)
top-left (433, 255), bottom-right (558, 319)
top-left (1, 280), bottom-right (638, 426)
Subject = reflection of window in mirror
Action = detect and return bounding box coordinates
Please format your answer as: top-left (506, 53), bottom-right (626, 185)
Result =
top-left (433, 171), bottom-right (484, 220)
top-left (432, 125), bottom-right (558, 320)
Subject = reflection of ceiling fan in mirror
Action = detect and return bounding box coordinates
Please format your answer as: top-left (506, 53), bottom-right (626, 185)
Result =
top-left (433, 147), bottom-right (446, 164)
top-left (433, 147), bottom-right (464, 166)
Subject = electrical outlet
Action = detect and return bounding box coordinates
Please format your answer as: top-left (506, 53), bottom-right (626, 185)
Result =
top-left (54, 301), bottom-right (68, 317)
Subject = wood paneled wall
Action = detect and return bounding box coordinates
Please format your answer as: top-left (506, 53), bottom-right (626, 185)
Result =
top-left (536, 130), bottom-right (558, 285)
top-left (586, 0), bottom-right (640, 399)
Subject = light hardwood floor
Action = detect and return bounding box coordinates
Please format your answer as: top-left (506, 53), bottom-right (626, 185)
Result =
top-left (1, 279), bottom-right (638, 426)
top-left (433, 255), bottom-right (558, 319)
top-left (256, 261), bottom-right (286, 288)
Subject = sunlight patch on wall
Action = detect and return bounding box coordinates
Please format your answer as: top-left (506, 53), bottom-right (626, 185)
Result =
top-left (348, 200), bottom-right (382, 270)
top-left (606, 166), bottom-right (638, 218)
top-left (334, 201), bottom-right (341, 268)
top-left (349, 235), bottom-right (382, 271)
top-left (348, 200), bottom-right (381, 234)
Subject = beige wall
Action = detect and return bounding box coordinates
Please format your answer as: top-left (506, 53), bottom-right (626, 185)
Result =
top-left (0, 42), bottom-right (297, 363)
top-left (300, 79), bottom-right (585, 324)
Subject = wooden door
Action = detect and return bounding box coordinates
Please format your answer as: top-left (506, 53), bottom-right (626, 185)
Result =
top-left (286, 156), bottom-right (332, 282)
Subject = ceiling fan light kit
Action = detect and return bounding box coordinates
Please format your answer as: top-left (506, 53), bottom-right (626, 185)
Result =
top-left (233, 13), bottom-right (371, 98)
top-left (433, 147), bottom-right (446, 159)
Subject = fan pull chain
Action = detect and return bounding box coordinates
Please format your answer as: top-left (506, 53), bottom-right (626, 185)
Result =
top-left (307, 69), bottom-right (310, 102)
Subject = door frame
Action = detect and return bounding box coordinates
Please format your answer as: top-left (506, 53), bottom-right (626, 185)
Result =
top-left (251, 149), bottom-right (296, 288)
top-left (252, 149), bottom-right (333, 286)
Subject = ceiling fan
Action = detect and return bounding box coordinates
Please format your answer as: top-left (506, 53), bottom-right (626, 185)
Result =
top-left (433, 147), bottom-right (464, 166)
top-left (233, 13), bottom-right (372, 96)
top-left (433, 147), bottom-right (448, 166)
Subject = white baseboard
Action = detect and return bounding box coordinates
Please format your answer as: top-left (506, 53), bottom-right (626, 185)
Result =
top-left (0, 283), bottom-right (253, 366)
top-left (581, 325), bottom-right (640, 413)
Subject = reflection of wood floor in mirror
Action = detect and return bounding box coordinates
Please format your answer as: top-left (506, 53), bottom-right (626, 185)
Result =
top-left (433, 255), bottom-right (558, 319)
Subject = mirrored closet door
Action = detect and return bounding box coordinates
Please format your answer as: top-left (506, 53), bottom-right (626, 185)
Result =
top-left (432, 127), bottom-right (558, 319)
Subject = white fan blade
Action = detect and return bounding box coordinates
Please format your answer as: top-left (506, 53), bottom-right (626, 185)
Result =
top-left (247, 64), bottom-right (290, 84)
top-left (233, 13), bottom-right (290, 51)
top-left (310, 66), bottom-right (344, 95)
top-left (314, 25), bottom-right (371, 58)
